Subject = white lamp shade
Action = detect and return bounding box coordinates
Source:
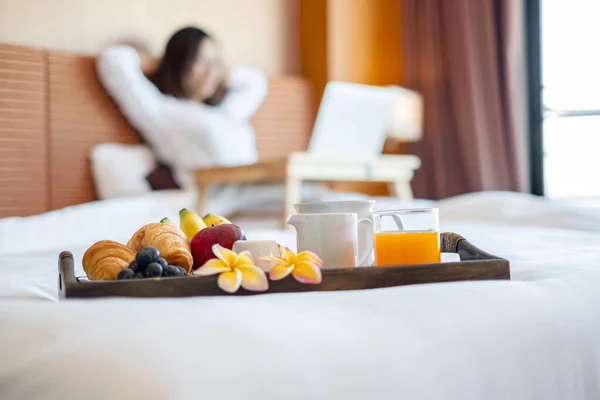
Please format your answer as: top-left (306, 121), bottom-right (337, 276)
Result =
top-left (387, 85), bottom-right (424, 142)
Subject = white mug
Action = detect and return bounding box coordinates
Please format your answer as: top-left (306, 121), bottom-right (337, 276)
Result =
top-left (233, 240), bottom-right (281, 272)
top-left (293, 200), bottom-right (375, 266)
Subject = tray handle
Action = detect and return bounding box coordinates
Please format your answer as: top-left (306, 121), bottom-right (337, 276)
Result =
top-left (58, 251), bottom-right (77, 298)
top-left (441, 232), bottom-right (465, 253)
top-left (441, 232), bottom-right (503, 261)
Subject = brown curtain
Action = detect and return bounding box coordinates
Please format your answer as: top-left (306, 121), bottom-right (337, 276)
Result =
top-left (403, 0), bottom-right (530, 199)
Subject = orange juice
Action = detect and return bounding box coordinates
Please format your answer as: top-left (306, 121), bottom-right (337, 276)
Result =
top-left (374, 231), bottom-right (440, 266)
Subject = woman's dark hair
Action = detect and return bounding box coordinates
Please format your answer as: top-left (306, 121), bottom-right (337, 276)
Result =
top-left (149, 26), bottom-right (226, 104)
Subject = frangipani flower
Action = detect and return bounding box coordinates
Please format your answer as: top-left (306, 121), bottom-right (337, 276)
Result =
top-left (193, 244), bottom-right (269, 293)
top-left (260, 246), bottom-right (323, 284)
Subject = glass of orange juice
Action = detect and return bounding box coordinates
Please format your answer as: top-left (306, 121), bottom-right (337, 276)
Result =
top-left (372, 208), bottom-right (440, 267)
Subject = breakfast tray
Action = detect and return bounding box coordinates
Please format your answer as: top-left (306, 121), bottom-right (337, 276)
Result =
top-left (58, 232), bottom-right (510, 299)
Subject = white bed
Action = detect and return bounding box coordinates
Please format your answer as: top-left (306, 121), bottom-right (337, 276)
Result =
top-left (2, 191), bottom-right (600, 399)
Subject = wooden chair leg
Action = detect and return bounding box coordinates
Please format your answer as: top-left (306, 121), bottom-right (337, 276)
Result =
top-left (284, 177), bottom-right (302, 228)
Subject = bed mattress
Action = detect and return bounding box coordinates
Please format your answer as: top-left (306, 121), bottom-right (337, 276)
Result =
top-left (2, 191), bottom-right (600, 399)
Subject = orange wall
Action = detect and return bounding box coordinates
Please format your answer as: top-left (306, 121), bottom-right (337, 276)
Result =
top-left (299, 0), bottom-right (329, 113)
top-left (327, 0), bottom-right (375, 83)
top-left (369, 0), bottom-right (404, 86)
top-left (328, 0), bottom-right (404, 85)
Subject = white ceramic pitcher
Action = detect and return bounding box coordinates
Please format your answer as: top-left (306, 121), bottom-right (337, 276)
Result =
top-left (293, 200), bottom-right (375, 266)
top-left (287, 213), bottom-right (373, 269)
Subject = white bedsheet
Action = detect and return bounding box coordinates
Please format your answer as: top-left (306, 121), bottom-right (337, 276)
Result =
top-left (0, 185), bottom-right (373, 256)
top-left (1, 191), bottom-right (600, 399)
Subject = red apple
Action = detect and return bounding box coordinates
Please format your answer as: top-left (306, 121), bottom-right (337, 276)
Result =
top-left (190, 224), bottom-right (247, 269)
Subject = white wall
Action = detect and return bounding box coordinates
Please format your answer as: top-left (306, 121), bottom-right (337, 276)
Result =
top-left (0, 0), bottom-right (290, 75)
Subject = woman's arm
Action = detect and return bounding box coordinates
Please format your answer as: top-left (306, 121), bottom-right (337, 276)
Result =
top-left (216, 66), bottom-right (268, 120)
top-left (96, 45), bottom-right (165, 131)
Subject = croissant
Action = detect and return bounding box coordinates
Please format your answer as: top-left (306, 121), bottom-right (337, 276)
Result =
top-left (83, 240), bottom-right (136, 280)
top-left (127, 223), bottom-right (193, 272)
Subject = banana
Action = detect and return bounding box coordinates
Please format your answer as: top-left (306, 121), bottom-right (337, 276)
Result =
top-left (160, 217), bottom-right (175, 226)
top-left (203, 213), bottom-right (231, 227)
top-left (179, 208), bottom-right (207, 240)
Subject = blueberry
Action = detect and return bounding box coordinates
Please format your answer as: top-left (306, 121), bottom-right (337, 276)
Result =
top-left (117, 268), bottom-right (135, 280)
top-left (136, 247), bottom-right (160, 269)
top-left (129, 260), bottom-right (140, 273)
top-left (135, 271), bottom-right (146, 279)
top-left (162, 265), bottom-right (180, 277)
top-left (146, 262), bottom-right (163, 278)
top-left (157, 258), bottom-right (168, 268)
top-left (175, 266), bottom-right (188, 276)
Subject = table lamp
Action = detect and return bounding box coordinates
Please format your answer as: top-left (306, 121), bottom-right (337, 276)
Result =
top-left (387, 85), bottom-right (424, 142)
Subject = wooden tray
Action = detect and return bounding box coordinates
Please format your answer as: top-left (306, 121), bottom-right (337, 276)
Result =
top-left (58, 232), bottom-right (510, 299)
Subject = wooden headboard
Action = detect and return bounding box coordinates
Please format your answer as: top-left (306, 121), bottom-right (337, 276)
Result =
top-left (0, 44), bottom-right (315, 218)
top-left (0, 45), bottom-right (47, 218)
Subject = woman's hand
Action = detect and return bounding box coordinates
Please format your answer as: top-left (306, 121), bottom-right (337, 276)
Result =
top-left (114, 39), bottom-right (159, 75)
top-left (139, 54), bottom-right (160, 76)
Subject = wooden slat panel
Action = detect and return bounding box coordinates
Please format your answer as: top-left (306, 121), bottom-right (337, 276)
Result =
top-left (251, 76), bottom-right (314, 160)
top-left (0, 45), bottom-right (47, 218)
top-left (0, 98), bottom-right (44, 111)
top-left (0, 108), bottom-right (44, 119)
top-left (0, 79), bottom-right (44, 93)
top-left (0, 60), bottom-right (45, 74)
top-left (0, 118), bottom-right (45, 130)
top-left (0, 69), bottom-right (44, 82)
top-left (50, 108), bottom-right (138, 126)
top-left (0, 91), bottom-right (44, 106)
top-left (47, 51), bottom-right (142, 210)
top-left (0, 129), bottom-right (45, 138)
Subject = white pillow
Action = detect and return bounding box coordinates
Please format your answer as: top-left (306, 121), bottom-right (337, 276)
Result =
top-left (90, 143), bottom-right (156, 200)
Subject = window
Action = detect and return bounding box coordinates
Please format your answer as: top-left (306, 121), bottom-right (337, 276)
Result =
top-left (542, 0), bottom-right (600, 198)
